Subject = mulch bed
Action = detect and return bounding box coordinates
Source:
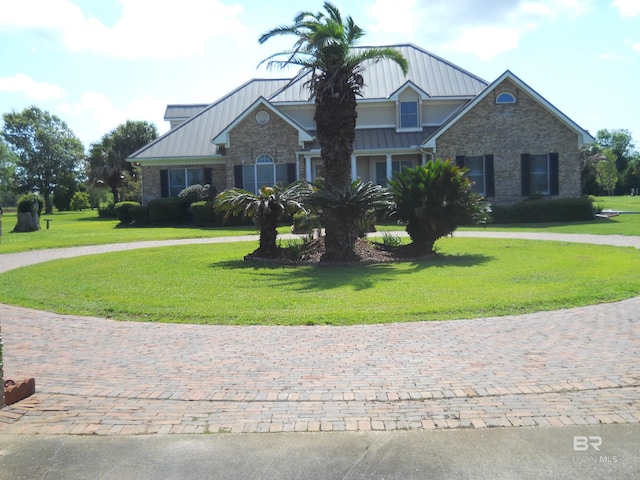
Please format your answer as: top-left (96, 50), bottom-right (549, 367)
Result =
top-left (244, 237), bottom-right (434, 266)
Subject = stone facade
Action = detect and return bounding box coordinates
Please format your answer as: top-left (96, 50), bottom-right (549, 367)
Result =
top-left (436, 78), bottom-right (582, 205)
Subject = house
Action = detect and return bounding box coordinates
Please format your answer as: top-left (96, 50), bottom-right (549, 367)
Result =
top-left (127, 44), bottom-right (594, 205)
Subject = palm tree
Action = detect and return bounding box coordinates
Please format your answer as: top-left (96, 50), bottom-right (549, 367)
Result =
top-left (214, 182), bottom-right (308, 257)
top-left (259, 2), bottom-right (408, 261)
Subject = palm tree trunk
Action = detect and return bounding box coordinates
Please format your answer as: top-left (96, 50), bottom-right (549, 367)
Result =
top-left (315, 90), bottom-right (359, 261)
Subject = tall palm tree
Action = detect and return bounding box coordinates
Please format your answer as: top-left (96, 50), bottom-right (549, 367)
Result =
top-left (259, 2), bottom-right (408, 261)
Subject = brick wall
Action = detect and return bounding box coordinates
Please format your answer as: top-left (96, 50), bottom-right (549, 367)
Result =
top-left (436, 78), bottom-right (582, 205)
top-left (226, 106), bottom-right (301, 185)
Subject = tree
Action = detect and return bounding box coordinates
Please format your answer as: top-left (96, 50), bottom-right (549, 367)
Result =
top-left (259, 2), bottom-right (408, 262)
top-left (595, 129), bottom-right (636, 194)
top-left (389, 159), bottom-right (491, 255)
top-left (594, 149), bottom-right (618, 196)
top-left (0, 139), bottom-right (18, 207)
top-left (2, 106), bottom-right (85, 213)
top-left (214, 182), bottom-right (308, 257)
top-left (87, 120), bottom-right (158, 204)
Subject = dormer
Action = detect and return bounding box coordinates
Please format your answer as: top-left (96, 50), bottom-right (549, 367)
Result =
top-left (390, 82), bottom-right (429, 132)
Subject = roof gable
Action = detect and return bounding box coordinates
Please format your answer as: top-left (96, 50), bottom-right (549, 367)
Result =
top-left (212, 97), bottom-right (313, 147)
top-left (129, 78), bottom-right (291, 161)
top-left (422, 70), bottom-right (595, 148)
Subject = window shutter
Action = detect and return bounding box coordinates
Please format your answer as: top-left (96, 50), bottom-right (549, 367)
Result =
top-left (160, 169), bottom-right (169, 197)
top-left (521, 154), bottom-right (531, 197)
top-left (233, 165), bottom-right (243, 189)
top-left (484, 155), bottom-right (495, 197)
top-left (549, 153), bottom-right (559, 195)
top-left (455, 156), bottom-right (465, 168)
top-left (203, 168), bottom-right (213, 186)
top-left (286, 162), bottom-right (297, 184)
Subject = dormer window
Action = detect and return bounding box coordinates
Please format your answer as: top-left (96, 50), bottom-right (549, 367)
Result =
top-left (400, 101), bottom-right (419, 128)
top-left (496, 92), bottom-right (516, 104)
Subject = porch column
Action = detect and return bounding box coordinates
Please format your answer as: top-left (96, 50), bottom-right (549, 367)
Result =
top-left (305, 155), bottom-right (312, 182)
top-left (421, 152), bottom-right (427, 165)
top-left (351, 155), bottom-right (357, 181)
top-left (386, 154), bottom-right (393, 181)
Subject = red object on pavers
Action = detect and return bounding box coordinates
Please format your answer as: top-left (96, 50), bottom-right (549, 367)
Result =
top-left (4, 378), bottom-right (36, 406)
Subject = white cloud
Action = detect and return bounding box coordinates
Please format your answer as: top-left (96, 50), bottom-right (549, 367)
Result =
top-left (58, 92), bottom-right (166, 144)
top-left (0, 73), bottom-right (65, 100)
top-left (367, 0), bottom-right (593, 58)
top-left (368, 0), bottom-right (422, 37)
top-left (611, 0), bottom-right (640, 17)
top-left (0, 0), bottom-right (249, 59)
top-left (444, 27), bottom-right (524, 60)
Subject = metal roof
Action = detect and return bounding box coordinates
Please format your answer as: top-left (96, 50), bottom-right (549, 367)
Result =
top-left (130, 79), bottom-right (291, 160)
top-left (129, 44), bottom-right (488, 161)
top-left (164, 104), bottom-right (209, 121)
top-left (306, 127), bottom-right (438, 152)
top-left (268, 44), bottom-right (488, 102)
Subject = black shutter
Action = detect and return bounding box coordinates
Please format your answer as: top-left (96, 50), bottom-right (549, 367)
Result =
top-left (549, 153), bottom-right (559, 195)
top-left (234, 165), bottom-right (243, 189)
top-left (203, 168), bottom-right (213, 186)
top-left (484, 155), bottom-right (495, 197)
top-left (455, 155), bottom-right (465, 168)
top-left (521, 154), bottom-right (531, 197)
top-left (160, 169), bottom-right (169, 197)
top-left (287, 162), bottom-right (297, 184)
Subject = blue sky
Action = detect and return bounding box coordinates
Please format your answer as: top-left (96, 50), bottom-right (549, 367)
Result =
top-left (1, 0), bottom-right (638, 150)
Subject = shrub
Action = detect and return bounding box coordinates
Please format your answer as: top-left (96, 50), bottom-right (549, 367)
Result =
top-left (389, 159), bottom-right (491, 254)
top-left (17, 193), bottom-right (44, 216)
top-left (97, 202), bottom-right (117, 218)
top-left (148, 197), bottom-right (188, 225)
top-left (178, 184), bottom-right (217, 205)
top-left (70, 191), bottom-right (91, 211)
top-left (129, 205), bottom-right (150, 225)
top-left (491, 196), bottom-right (596, 224)
top-left (191, 201), bottom-right (216, 227)
top-left (114, 201), bottom-right (140, 225)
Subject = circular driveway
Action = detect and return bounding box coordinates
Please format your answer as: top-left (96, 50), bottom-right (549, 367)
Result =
top-left (1, 232), bottom-right (639, 435)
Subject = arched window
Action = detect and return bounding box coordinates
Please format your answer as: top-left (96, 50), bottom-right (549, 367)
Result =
top-left (496, 92), bottom-right (516, 104)
top-left (242, 154), bottom-right (288, 193)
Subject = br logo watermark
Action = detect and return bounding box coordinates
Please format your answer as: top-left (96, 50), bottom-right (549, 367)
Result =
top-left (564, 436), bottom-right (618, 465)
top-left (573, 435), bottom-right (602, 452)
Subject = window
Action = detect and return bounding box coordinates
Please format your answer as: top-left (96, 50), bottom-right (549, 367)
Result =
top-left (241, 154), bottom-right (290, 193)
top-left (168, 168), bottom-right (204, 197)
top-left (455, 155), bottom-right (495, 197)
top-left (399, 101), bottom-right (419, 129)
top-left (521, 153), bottom-right (559, 196)
top-left (375, 160), bottom-right (415, 185)
top-left (496, 92), bottom-right (516, 104)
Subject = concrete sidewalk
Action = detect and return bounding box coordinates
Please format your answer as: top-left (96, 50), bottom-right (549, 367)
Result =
top-left (1, 425), bottom-right (638, 479)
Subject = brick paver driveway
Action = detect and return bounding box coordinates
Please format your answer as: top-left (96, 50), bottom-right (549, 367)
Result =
top-left (1, 232), bottom-right (639, 435)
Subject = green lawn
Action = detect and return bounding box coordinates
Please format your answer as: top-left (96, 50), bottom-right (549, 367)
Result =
top-left (0, 238), bottom-right (638, 325)
top-left (1, 196), bottom-right (639, 253)
top-left (0, 210), bottom-right (259, 253)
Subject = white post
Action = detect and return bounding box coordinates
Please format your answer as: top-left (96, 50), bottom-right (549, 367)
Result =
top-left (305, 155), bottom-right (312, 182)
top-left (386, 154), bottom-right (393, 181)
top-left (351, 155), bottom-right (358, 180)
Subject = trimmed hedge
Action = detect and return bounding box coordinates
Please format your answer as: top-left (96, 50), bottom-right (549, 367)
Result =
top-left (115, 201), bottom-right (140, 225)
top-left (491, 196), bottom-right (596, 224)
top-left (148, 197), bottom-right (188, 225)
top-left (129, 205), bottom-right (150, 225)
top-left (191, 201), bottom-right (216, 227)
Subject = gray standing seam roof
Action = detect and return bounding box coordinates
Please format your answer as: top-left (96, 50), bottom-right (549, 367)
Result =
top-left (129, 44), bottom-right (488, 161)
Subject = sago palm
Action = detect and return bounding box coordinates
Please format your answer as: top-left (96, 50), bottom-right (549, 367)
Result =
top-left (214, 182), bottom-right (308, 256)
top-left (259, 2), bottom-right (408, 261)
